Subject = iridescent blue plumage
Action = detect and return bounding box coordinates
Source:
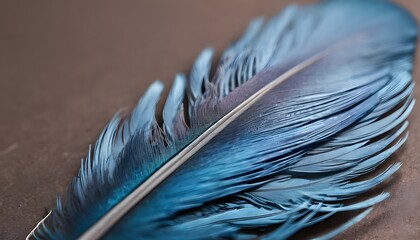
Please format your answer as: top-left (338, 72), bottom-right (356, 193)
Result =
top-left (31, 0), bottom-right (417, 239)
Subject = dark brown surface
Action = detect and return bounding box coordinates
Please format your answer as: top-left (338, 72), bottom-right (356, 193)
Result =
top-left (0, 1), bottom-right (419, 239)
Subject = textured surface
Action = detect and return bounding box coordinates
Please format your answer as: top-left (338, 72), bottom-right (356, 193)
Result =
top-left (0, 0), bottom-right (419, 239)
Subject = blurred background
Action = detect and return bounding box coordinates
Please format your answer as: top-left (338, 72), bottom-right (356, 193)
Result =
top-left (0, 0), bottom-right (419, 239)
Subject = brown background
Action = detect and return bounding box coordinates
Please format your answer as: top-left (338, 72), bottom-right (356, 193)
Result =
top-left (0, 0), bottom-right (419, 239)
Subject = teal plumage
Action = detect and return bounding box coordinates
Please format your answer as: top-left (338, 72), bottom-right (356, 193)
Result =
top-left (29, 0), bottom-right (417, 239)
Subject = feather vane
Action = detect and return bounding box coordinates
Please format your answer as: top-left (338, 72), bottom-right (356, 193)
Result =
top-left (29, 0), bottom-right (417, 239)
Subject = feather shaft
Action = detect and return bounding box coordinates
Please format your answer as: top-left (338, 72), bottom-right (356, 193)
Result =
top-left (78, 31), bottom-right (333, 240)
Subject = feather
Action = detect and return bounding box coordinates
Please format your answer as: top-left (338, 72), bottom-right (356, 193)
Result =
top-left (28, 0), bottom-right (417, 239)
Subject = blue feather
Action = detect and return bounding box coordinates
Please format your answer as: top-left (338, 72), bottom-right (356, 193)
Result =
top-left (29, 0), bottom-right (417, 239)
